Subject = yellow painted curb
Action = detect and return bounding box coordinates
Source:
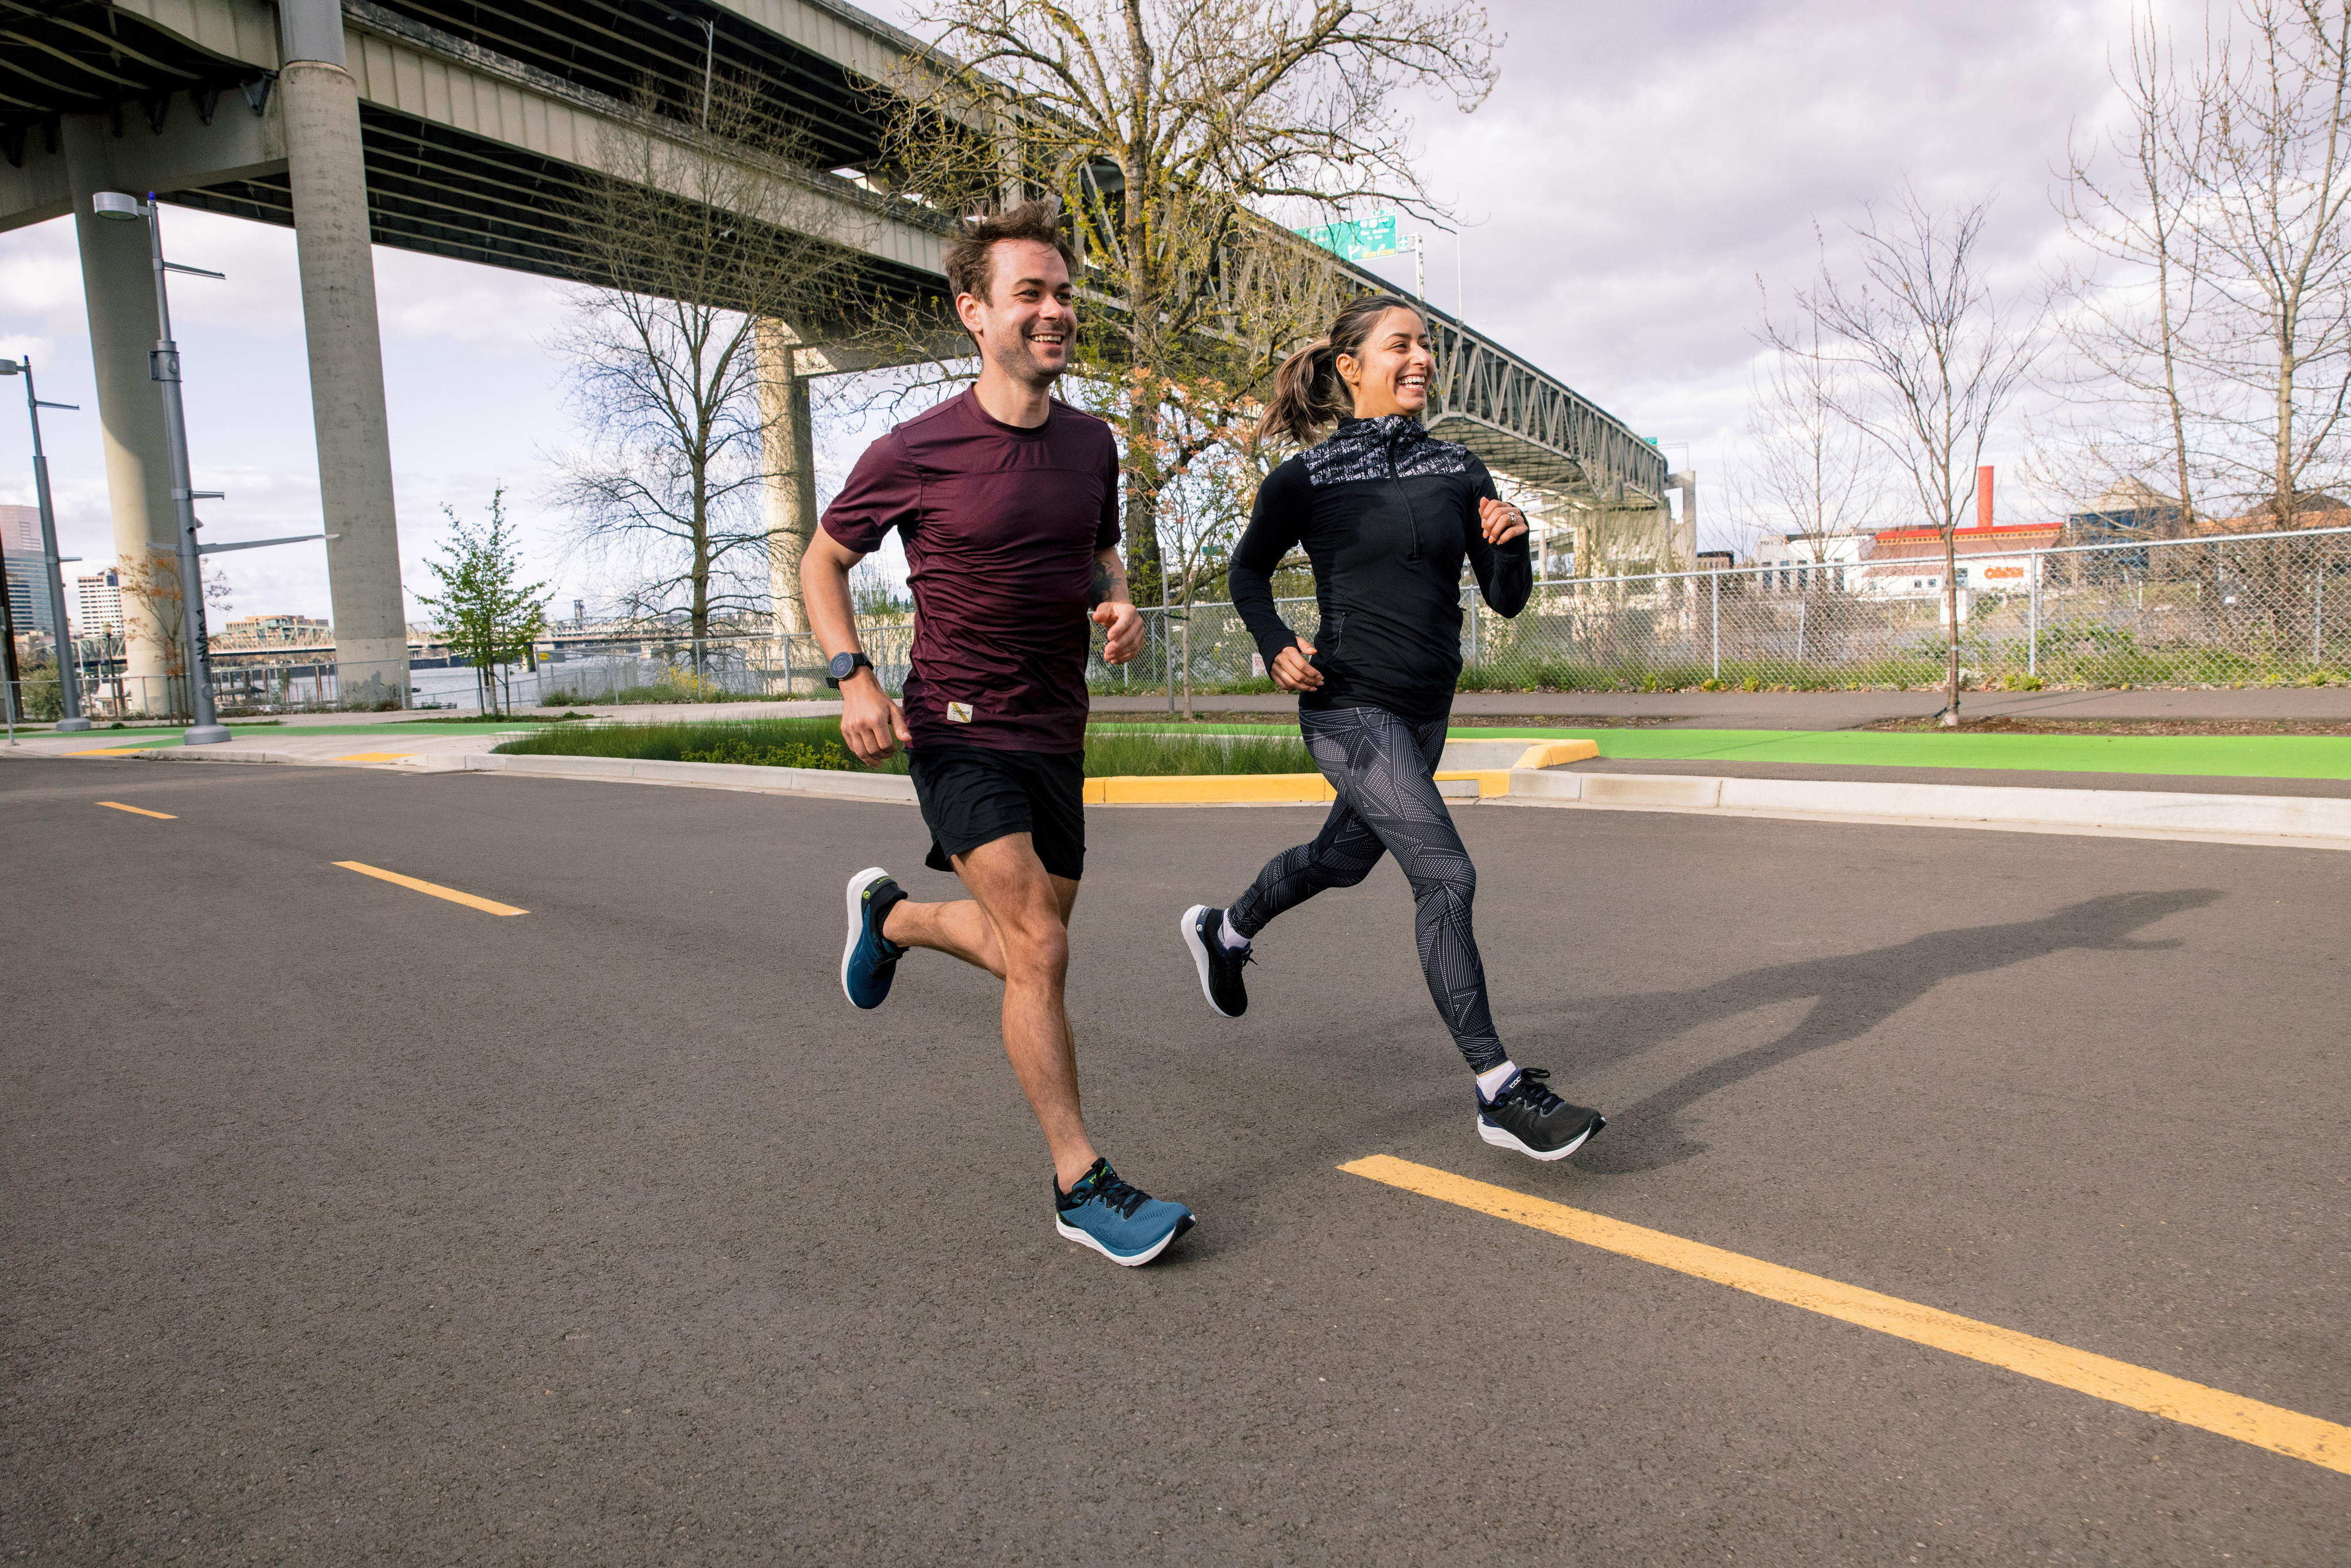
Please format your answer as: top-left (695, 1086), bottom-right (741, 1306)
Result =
top-left (337, 751), bottom-right (421, 763)
top-left (1435, 769), bottom-right (1515, 797)
top-left (1083, 766), bottom-right (1541, 805)
top-left (1085, 773), bottom-right (1336, 804)
top-left (1514, 739), bottom-right (1599, 769)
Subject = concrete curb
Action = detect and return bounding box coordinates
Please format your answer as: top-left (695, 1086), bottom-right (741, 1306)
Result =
top-left (46, 736), bottom-right (2348, 848)
top-left (92, 746), bottom-right (307, 764)
top-left (435, 751), bottom-right (922, 801)
top-left (1502, 768), bottom-right (2351, 849)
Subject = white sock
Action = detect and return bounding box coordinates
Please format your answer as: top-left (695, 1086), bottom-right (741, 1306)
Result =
top-left (1217, 910), bottom-right (1251, 952)
top-left (1475, 1061), bottom-right (1520, 1103)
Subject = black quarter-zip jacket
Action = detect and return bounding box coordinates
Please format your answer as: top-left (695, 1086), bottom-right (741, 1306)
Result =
top-left (1229, 414), bottom-right (1531, 725)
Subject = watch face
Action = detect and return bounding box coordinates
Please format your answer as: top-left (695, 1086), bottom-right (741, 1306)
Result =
top-left (829, 652), bottom-right (857, 680)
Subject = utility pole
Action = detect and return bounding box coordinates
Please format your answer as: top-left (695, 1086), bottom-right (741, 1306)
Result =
top-left (0, 357), bottom-right (90, 729)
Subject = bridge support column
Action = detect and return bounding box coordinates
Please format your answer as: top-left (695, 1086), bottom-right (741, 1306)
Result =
top-left (758, 320), bottom-right (818, 691)
top-left (65, 116), bottom-right (181, 711)
top-left (281, 0), bottom-right (408, 708)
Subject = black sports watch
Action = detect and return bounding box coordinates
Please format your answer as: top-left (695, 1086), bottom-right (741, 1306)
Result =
top-left (825, 651), bottom-right (874, 688)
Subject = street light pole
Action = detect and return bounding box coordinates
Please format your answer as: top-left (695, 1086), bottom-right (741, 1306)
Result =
top-left (94, 191), bottom-right (230, 744)
top-left (0, 356), bottom-right (90, 729)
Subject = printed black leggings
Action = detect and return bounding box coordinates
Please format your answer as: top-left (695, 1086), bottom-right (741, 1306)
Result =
top-left (1226, 704), bottom-right (1506, 1073)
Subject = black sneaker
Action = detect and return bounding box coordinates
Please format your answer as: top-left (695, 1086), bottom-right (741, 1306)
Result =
top-left (1180, 904), bottom-right (1252, 1018)
top-left (1477, 1069), bottom-right (1605, 1161)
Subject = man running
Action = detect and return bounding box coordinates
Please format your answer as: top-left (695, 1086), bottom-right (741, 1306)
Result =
top-left (1178, 293), bottom-right (1606, 1162)
top-left (802, 201), bottom-right (1194, 1266)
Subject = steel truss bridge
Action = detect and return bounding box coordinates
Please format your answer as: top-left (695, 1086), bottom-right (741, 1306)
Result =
top-left (2, 0), bottom-right (1667, 503)
top-left (0, 0), bottom-right (1671, 669)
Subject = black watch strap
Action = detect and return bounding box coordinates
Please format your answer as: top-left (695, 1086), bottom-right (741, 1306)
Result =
top-left (825, 651), bottom-right (874, 688)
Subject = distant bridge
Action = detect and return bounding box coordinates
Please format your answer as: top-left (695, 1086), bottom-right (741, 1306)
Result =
top-left (0, 0), bottom-right (1672, 696)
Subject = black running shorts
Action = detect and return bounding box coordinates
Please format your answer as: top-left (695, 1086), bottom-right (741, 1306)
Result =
top-left (906, 746), bottom-right (1087, 881)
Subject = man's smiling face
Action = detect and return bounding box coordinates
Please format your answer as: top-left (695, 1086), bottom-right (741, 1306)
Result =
top-left (958, 239), bottom-right (1077, 389)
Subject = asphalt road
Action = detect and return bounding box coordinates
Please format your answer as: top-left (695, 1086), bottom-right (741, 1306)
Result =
top-left (4, 758), bottom-right (2347, 1566)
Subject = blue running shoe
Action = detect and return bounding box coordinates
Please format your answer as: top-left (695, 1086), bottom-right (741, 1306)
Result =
top-left (841, 865), bottom-right (907, 1010)
top-left (1054, 1159), bottom-right (1195, 1266)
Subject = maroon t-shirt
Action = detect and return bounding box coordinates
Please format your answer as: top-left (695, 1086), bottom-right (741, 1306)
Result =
top-left (820, 387), bottom-right (1119, 753)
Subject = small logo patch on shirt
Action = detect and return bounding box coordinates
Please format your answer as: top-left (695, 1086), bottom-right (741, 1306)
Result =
top-left (946, 701), bottom-right (973, 724)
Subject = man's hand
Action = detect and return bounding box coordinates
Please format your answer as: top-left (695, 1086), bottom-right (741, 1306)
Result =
top-left (1479, 496), bottom-right (1530, 545)
top-left (1270, 635), bottom-right (1322, 692)
top-left (838, 670), bottom-right (911, 764)
top-left (1092, 599), bottom-right (1143, 664)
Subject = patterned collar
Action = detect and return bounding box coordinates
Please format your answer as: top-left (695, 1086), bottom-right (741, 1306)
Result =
top-left (1330, 414), bottom-right (1424, 448)
top-left (1303, 413), bottom-right (1468, 486)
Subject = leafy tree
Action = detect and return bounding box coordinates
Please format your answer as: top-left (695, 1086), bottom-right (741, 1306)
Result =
top-left (417, 490), bottom-right (553, 715)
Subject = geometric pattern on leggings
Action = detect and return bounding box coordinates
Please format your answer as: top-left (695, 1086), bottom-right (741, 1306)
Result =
top-left (1226, 704), bottom-right (1507, 1073)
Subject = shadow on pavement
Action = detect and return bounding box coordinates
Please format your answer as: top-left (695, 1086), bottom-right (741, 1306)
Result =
top-left (1565, 888), bottom-right (2222, 1173)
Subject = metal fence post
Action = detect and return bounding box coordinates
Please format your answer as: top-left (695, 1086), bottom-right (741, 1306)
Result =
top-left (2317, 570), bottom-right (2327, 665)
top-left (2027, 550), bottom-right (2040, 678)
top-left (1710, 570), bottom-right (1720, 680)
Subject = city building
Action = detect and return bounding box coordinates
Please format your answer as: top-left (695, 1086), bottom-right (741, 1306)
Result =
top-left (1855, 522), bottom-right (2063, 602)
top-left (215, 613), bottom-right (333, 650)
top-left (1, 503), bottom-right (37, 553)
top-left (2, 503), bottom-right (55, 638)
top-left (76, 568), bottom-right (124, 632)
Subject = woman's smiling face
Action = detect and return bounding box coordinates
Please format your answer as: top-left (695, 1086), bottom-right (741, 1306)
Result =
top-left (1337, 307), bottom-right (1433, 420)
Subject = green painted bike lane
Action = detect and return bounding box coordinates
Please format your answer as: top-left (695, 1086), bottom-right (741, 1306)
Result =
top-left (1089, 721), bottom-right (2351, 779)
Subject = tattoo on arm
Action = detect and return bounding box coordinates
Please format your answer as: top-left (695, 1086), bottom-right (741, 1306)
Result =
top-left (1091, 552), bottom-right (1129, 609)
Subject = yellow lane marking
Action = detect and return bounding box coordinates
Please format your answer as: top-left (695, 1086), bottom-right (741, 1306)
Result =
top-left (69, 746), bottom-right (159, 756)
top-left (333, 860), bottom-right (528, 917)
top-left (336, 752), bottom-right (420, 762)
top-left (1340, 1155), bottom-right (2351, 1476)
top-left (96, 801), bottom-right (176, 819)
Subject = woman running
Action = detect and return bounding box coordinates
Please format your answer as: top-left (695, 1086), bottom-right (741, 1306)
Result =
top-left (1178, 293), bottom-right (1605, 1161)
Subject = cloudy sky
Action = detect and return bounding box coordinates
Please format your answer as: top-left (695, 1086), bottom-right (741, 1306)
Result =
top-left (0, 0), bottom-right (2151, 624)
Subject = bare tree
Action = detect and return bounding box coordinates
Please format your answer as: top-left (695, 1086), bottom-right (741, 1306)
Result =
top-left (1781, 189), bottom-right (2042, 721)
top-left (879, 0), bottom-right (1498, 593)
top-left (2052, 5), bottom-right (2210, 531)
top-left (1745, 275), bottom-right (1887, 564)
top-left (2181, 0), bottom-right (2351, 527)
top-left (551, 78), bottom-right (857, 648)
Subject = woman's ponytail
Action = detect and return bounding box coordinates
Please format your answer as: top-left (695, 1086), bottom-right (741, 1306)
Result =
top-left (1255, 292), bottom-right (1425, 448)
top-left (1258, 339), bottom-right (1349, 446)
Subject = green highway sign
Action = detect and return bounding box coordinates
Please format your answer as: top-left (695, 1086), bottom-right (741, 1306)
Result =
top-left (1295, 211), bottom-right (1406, 262)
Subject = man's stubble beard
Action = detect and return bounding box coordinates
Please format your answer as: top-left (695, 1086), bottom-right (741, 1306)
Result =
top-left (990, 326), bottom-right (1068, 393)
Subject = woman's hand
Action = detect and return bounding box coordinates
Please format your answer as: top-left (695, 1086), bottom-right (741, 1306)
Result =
top-left (1270, 636), bottom-right (1322, 692)
top-left (1479, 496), bottom-right (1529, 545)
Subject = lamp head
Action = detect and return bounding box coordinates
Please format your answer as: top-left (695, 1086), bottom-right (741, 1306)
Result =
top-left (0, 360), bottom-right (19, 376)
top-left (92, 191), bottom-right (147, 222)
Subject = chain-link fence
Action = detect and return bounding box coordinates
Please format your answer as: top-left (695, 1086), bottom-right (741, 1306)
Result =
top-left (13, 527), bottom-right (2342, 724)
top-left (7, 627), bottom-right (921, 721)
top-left (1089, 525), bottom-right (2351, 694)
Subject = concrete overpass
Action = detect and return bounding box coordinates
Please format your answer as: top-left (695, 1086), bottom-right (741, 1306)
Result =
top-left (0, 0), bottom-right (1671, 705)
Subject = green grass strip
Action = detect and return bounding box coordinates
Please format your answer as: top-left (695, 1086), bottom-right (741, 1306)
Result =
top-left (495, 716), bottom-right (1317, 776)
